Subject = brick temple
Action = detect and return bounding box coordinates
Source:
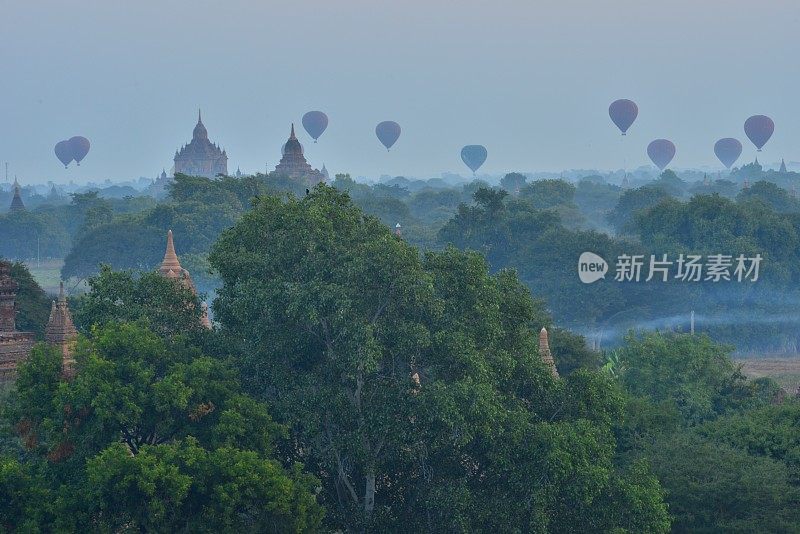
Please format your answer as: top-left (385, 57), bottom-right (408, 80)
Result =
top-left (45, 282), bottom-right (79, 374)
top-left (0, 261), bottom-right (35, 382)
top-left (273, 124), bottom-right (326, 184)
top-left (159, 230), bottom-right (211, 328)
top-left (174, 110), bottom-right (228, 178)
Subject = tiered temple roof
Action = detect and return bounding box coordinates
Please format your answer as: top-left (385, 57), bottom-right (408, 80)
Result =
top-left (273, 124), bottom-right (326, 185)
top-left (45, 282), bottom-right (78, 372)
top-left (174, 110), bottom-right (228, 178)
top-left (159, 230), bottom-right (211, 328)
top-left (9, 178), bottom-right (25, 212)
top-left (0, 261), bottom-right (34, 383)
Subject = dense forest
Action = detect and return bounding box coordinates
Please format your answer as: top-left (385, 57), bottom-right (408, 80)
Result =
top-left (1, 176), bottom-right (800, 531)
top-left (3, 161), bottom-right (800, 352)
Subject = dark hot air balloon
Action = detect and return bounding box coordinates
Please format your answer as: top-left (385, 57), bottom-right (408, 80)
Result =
top-left (54, 140), bottom-right (73, 168)
top-left (461, 145), bottom-right (488, 174)
top-left (302, 111), bottom-right (328, 143)
top-left (647, 139), bottom-right (675, 170)
top-left (375, 121), bottom-right (401, 151)
top-left (609, 99), bottom-right (638, 135)
top-left (714, 138), bottom-right (742, 169)
top-left (69, 136), bottom-right (90, 165)
top-left (744, 115), bottom-right (774, 152)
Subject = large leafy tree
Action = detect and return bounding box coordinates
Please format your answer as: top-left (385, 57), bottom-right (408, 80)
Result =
top-left (71, 265), bottom-right (206, 338)
top-left (210, 185), bottom-right (669, 532)
top-left (3, 324), bottom-right (324, 532)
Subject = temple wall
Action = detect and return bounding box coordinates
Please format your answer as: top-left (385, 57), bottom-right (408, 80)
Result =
top-left (0, 334), bottom-right (35, 383)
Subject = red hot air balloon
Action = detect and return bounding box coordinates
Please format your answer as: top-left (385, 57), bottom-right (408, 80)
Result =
top-left (375, 121), bottom-right (401, 151)
top-left (54, 140), bottom-right (73, 168)
top-left (714, 138), bottom-right (743, 169)
top-left (68, 136), bottom-right (91, 165)
top-left (647, 139), bottom-right (676, 170)
top-left (461, 145), bottom-right (488, 175)
top-left (302, 111), bottom-right (328, 143)
top-left (744, 115), bottom-right (774, 152)
top-left (609, 99), bottom-right (638, 135)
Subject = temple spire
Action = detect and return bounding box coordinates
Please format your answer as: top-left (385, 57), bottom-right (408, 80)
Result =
top-left (160, 229), bottom-right (182, 274)
top-left (45, 280), bottom-right (78, 375)
top-left (198, 108), bottom-right (202, 124)
top-left (9, 177), bottom-right (25, 212)
top-left (539, 327), bottom-right (559, 378)
top-left (290, 123), bottom-right (297, 140)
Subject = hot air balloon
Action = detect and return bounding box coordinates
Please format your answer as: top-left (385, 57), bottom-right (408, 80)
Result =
top-left (68, 136), bottom-right (90, 165)
top-left (714, 138), bottom-right (742, 169)
top-left (647, 139), bottom-right (675, 170)
top-left (54, 140), bottom-right (73, 168)
top-left (302, 111), bottom-right (328, 143)
top-left (461, 145), bottom-right (488, 175)
top-left (375, 121), bottom-right (401, 151)
top-left (744, 115), bottom-right (774, 152)
top-left (609, 99), bottom-right (638, 135)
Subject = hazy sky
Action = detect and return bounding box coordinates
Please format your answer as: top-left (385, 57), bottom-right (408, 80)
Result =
top-left (1, 0), bottom-right (798, 184)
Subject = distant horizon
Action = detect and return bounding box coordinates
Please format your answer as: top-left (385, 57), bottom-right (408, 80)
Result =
top-left (1, 1), bottom-right (798, 184)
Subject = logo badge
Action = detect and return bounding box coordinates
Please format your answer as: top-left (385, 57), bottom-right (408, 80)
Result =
top-left (578, 252), bottom-right (608, 284)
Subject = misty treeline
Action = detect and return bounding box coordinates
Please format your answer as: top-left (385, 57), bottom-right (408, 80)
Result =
top-left (3, 161), bottom-right (800, 353)
top-left (2, 186), bottom-right (799, 532)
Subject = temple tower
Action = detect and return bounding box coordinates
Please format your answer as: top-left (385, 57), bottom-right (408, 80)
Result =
top-left (159, 230), bottom-right (211, 328)
top-left (9, 178), bottom-right (25, 212)
top-left (45, 282), bottom-right (78, 373)
top-left (0, 261), bottom-right (35, 383)
top-left (539, 327), bottom-right (559, 378)
top-left (173, 110), bottom-right (228, 178)
top-left (273, 124), bottom-right (326, 184)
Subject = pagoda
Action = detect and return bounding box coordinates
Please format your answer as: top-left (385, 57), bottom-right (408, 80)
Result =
top-left (0, 261), bottom-right (35, 383)
top-left (538, 327), bottom-right (559, 378)
top-left (174, 110), bottom-right (228, 178)
top-left (780, 159), bottom-right (787, 173)
top-left (44, 282), bottom-right (78, 374)
top-left (9, 178), bottom-right (25, 212)
top-left (159, 230), bottom-right (211, 328)
top-left (273, 124), bottom-right (326, 185)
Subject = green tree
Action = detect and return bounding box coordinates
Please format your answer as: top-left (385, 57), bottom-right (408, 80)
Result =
top-left (5, 323), bottom-right (324, 532)
top-left (210, 185), bottom-right (669, 532)
top-left (71, 265), bottom-right (206, 338)
top-left (500, 172), bottom-right (527, 192)
top-left (617, 332), bottom-right (758, 424)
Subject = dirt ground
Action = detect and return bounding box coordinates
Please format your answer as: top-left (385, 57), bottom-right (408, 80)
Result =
top-left (737, 358), bottom-right (800, 394)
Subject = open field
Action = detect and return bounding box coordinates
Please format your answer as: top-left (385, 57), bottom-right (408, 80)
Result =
top-left (23, 259), bottom-right (64, 294)
top-left (737, 357), bottom-right (800, 394)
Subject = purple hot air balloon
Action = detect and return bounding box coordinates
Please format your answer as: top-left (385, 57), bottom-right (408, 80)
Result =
top-left (302, 111), bottom-right (328, 143)
top-left (375, 121), bottom-right (401, 151)
top-left (68, 136), bottom-right (90, 165)
top-left (744, 115), bottom-right (774, 152)
top-left (647, 139), bottom-right (676, 170)
top-left (714, 138), bottom-right (743, 169)
top-left (609, 99), bottom-right (638, 135)
top-left (461, 145), bottom-right (488, 174)
top-left (54, 140), bottom-right (73, 168)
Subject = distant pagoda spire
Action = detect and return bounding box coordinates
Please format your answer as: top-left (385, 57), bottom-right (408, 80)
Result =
top-left (9, 178), bottom-right (25, 212)
top-left (45, 282), bottom-right (78, 374)
top-left (539, 327), bottom-right (559, 378)
top-left (158, 230), bottom-right (211, 328)
top-left (290, 123), bottom-right (297, 140)
top-left (159, 230), bottom-right (182, 277)
top-left (780, 158), bottom-right (787, 173)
